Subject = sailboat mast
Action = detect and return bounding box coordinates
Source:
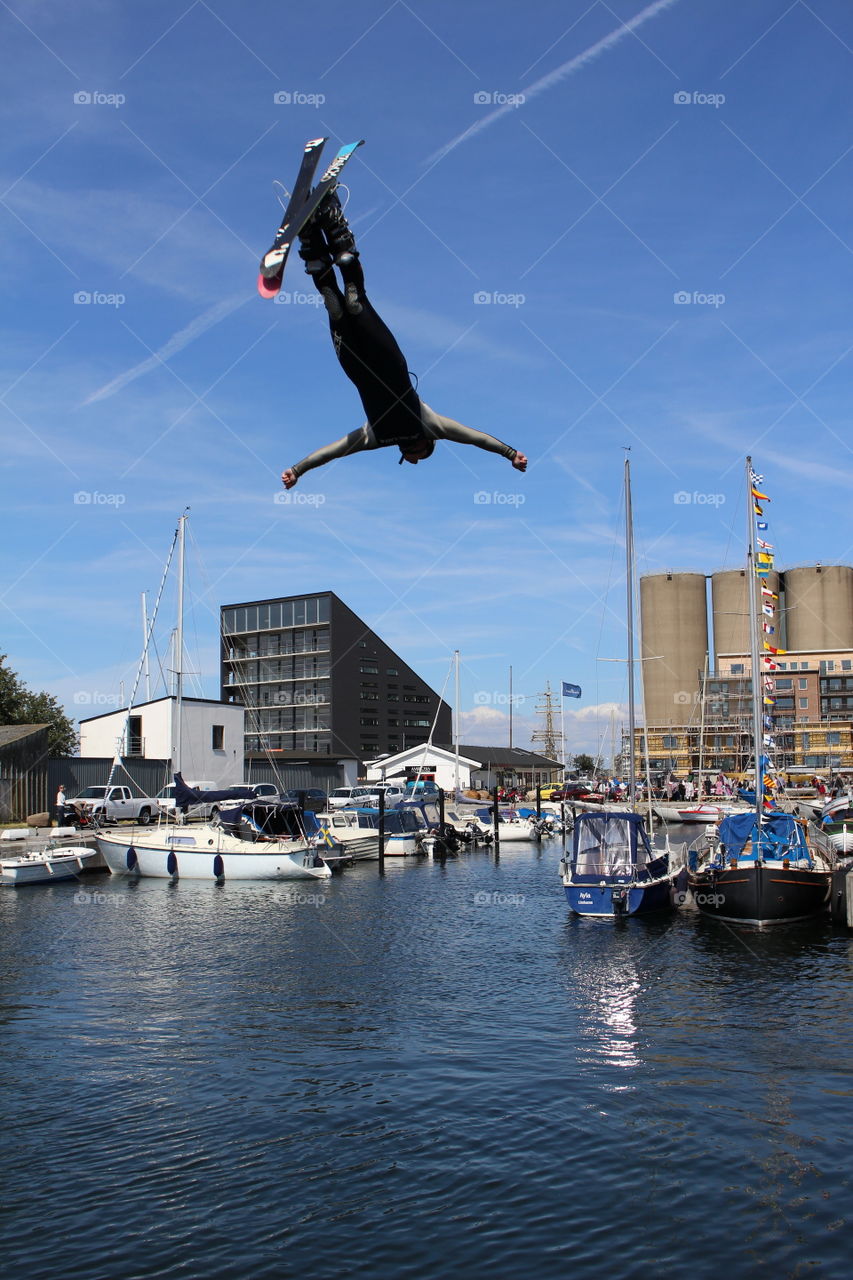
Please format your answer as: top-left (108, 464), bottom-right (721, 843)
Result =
top-left (174, 512), bottom-right (186, 780)
top-left (625, 456), bottom-right (637, 809)
top-left (454, 649), bottom-right (461, 796)
top-left (745, 457), bottom-right (763, 835)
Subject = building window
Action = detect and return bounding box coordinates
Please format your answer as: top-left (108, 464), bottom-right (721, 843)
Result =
top-left (828, 732), bottom-right (841, 745)
top-left (731, 664), bottom-right (744, 675)
top-left (798, 698), bottom-right (808, 710)
top-left (775, 679), bottom-right (792, 690)
top-left (360, 664), bottom-right (378, 674)
top-left (662, 735), bottom-right (679, 749)
top-left (798, 679), bottom-right (808, 689)
top-left (360, 717), bottom-right (379, 726)
top-left (212, 724), bottom-right (224, 750)
top-left (386, 668), bottom-right (398, 675)
top-left (844, 661), bottom-right (852, 672)
top-left (127, 716), bottom-right (143, 756)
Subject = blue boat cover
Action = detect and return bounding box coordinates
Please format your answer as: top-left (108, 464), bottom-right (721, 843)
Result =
top-left (570, 811), bottom-right (659, 881)
top-left (174, 772), bottom-right (257, 806)
top-left (718, 811), bottom-right (810, 864)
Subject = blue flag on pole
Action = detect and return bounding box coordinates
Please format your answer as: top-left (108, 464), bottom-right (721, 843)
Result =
top-left (562, 682), bottom-right (582, 698)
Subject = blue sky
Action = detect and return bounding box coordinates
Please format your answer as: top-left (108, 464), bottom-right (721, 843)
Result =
top-left (2, 0), bottom-right (852, 761)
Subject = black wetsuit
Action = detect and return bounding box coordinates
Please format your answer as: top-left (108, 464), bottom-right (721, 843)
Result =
top-left (290, 256), bottom-right (519, 480)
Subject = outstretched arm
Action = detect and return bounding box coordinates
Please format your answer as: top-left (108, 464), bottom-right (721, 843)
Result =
top-left (420, 404), bottom-right (527, 471)
top-left (282, 426), bottom-right (376, 489)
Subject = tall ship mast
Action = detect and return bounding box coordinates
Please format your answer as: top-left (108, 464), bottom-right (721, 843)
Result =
top-left (530, 680), bottom-right (560, 760)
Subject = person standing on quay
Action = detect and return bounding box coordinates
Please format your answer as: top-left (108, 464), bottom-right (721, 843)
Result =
top-left (55, 783), bottom-right (67, 827)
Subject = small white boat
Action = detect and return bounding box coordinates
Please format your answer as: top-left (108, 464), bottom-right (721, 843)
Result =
top-left (653, 802), bottom-right (728, 824)
top-left (1, 844), bottom-right (100, 885)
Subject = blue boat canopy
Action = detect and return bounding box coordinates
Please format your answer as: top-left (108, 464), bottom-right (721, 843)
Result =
top-left (570, 811), bottom-right (656, 881)
top-left (718, 811), bottom-right (811, 864)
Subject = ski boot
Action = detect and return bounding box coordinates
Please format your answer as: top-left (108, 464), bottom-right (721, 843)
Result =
top-left (298, 219), bottom-right (343, 320)
top-left (317, 189), bottom-right (358, 264)
top-left (318, 192), bottom-right (363, 315)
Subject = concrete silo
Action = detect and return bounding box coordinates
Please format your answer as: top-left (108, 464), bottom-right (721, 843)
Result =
top-left (712, 567), bottom-right (781, 660)
top-left (639, 573), bottom-right (708, 725)
top-left (783, 565), bottom-right (853, 652)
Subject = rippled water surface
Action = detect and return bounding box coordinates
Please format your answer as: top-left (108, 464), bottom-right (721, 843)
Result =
top-left (2, 841), bottom-right (852, 1279)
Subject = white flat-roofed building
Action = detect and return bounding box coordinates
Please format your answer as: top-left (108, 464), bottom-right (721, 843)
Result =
top-left (79, 696), bottom-right (245, 788)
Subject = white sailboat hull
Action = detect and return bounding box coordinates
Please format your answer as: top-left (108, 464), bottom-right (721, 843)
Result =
top-left (98, 824), bottom-right (332, 881)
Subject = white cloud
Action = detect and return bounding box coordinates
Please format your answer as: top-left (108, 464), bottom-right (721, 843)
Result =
top-left (427, 0), bottom-right (682, 164)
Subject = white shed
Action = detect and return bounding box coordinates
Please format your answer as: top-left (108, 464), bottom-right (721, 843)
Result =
top-left (79, 696), bottom-right (245, 788)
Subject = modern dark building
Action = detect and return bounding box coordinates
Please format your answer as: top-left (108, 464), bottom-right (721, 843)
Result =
top-left (220, 592), bottom-right (452, 761)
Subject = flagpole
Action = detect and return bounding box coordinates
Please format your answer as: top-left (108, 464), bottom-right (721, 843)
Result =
top-left (560, 694), bottom-right (565, 775)
top-left (746, 456), bottom-right (763, 841)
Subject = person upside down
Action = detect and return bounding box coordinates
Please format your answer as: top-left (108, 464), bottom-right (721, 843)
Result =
top-left (280, 195), bottom-right (528, 490)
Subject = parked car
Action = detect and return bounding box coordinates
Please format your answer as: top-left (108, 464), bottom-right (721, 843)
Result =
top-left (405, 780), bottom-right (440, 797)
top-left (328, 786), bottom-right (373, 809)
top-left (242, 782), bottom-right (280, 800)
top-left (281, 788), bottom-right (328, 811)
top-left (357, 784), bottom-right (406, 807)
top-left (549, 783), bottom-right (596, 802)
top-left (69, 784), bottom-right (156, 825)
top-left (155, 780), bottom-right (219, 820)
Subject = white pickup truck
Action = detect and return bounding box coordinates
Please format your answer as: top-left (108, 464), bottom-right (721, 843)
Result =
top-left (69, 785), bottom-right (156, 825)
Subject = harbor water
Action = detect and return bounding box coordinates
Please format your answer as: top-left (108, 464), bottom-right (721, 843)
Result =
top-left (1, 836), bottom-right (851, 1279)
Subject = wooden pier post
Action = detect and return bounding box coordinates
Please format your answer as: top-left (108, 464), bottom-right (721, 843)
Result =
top-left (492, 785), bottom-right (500, 860)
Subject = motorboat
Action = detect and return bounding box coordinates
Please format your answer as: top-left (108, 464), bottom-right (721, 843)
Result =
top-left (1, 843), bottom-right (100, 886)
top-left (560, 810), bottom-right (677, 917)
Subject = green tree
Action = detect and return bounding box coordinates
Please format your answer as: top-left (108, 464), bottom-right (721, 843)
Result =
top-left (572, 753), bottom-right (596, 776)
top-left (0, 655), bottom-right (77, 756)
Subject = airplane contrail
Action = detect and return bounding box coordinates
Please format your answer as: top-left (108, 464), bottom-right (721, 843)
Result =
top-left (83, 292), bottom-right (250, 405)
top-left (426, 0), bottom-right (682, 165)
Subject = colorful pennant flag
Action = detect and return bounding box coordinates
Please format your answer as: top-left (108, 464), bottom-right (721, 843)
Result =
top-left (751, 487), bottom-right (769, 501)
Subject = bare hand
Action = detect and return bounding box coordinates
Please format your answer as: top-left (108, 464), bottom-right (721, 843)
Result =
top-left (282, 468), bottom-right (298, 490)
top-left (512, 452), bottom-right (528, 472)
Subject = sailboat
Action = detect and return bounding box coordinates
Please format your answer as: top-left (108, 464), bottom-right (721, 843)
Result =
top-left (686, 459), bottom-right (830, 923)
top-left (97, 515), bottom-right (332, 883)
top-left (560, 458), bottom-right (678, 917)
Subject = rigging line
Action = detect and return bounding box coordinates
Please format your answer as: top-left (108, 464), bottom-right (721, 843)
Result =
top-left (179, 524), bottom-right (281, 785)
top-left (104, 520), bottom-right (182, 792)
top-left (412, 654), bottom-right (455, 784)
